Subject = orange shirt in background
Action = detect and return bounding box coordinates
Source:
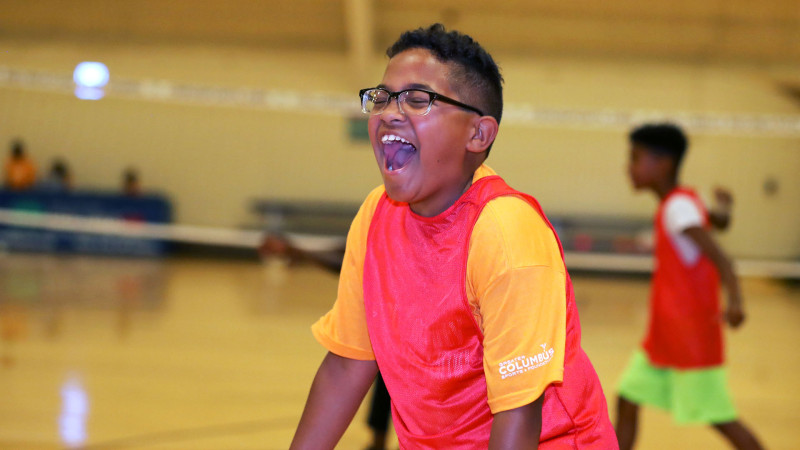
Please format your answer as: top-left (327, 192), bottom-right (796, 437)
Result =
top-left (4, 158), bottom-right (36, 190)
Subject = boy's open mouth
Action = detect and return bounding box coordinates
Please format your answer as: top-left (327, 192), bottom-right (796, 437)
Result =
top-left (381, 134), bottom-right (417, 172)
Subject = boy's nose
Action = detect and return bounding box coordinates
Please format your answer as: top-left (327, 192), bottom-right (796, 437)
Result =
top-left (380, 97), bottom-right (406, 121)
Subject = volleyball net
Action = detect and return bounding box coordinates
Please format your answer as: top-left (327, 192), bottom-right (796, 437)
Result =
top-left (1, 206), bottom-right (798, 279)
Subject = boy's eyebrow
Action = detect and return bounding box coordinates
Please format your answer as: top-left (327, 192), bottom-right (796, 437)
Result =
top-left (375, 82), bottom-right (434, 91)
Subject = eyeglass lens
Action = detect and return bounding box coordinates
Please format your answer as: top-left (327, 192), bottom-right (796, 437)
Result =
top-left (363, 89), bottom-right (431, 115)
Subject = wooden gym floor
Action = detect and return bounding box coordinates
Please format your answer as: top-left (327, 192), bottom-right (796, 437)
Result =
top-left (0, 253), bottom-right (797, 449)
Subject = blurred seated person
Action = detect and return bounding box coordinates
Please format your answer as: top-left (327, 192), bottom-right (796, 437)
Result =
top-left (3, 140), bottom-right (36, 190)
top-left (39, 158), bottom-right (72, 192)
top-left (122, 167), bottom-right (141, 196)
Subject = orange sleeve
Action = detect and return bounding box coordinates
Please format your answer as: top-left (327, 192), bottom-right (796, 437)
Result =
top-left (467, 195), bottom-right (567, 414)
top-left (310, 185), bottom-right (385, 361)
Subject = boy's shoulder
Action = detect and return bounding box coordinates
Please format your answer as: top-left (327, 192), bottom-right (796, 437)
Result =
top-left (472, 165), bottom-right (547, 227)
top-left (478, 194), bottom-right (552, 239)
top-left (659, 188), bottom-right (708, 238)
top-left (661, 187), bottom-right (706, 213)
top-left (473, 194), bottom-right (564, 270)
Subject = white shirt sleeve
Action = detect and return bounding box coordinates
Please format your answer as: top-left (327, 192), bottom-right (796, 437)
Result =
top-left (664, 194), bottom-right (703, 235)
top-left (663, 194), bottom-right (704, 265)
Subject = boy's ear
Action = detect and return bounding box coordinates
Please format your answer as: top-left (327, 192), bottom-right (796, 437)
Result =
top-left (466, 116), bottom-right (499, 154)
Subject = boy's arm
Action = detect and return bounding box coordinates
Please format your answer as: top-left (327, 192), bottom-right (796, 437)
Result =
top-left (488, 395), bottom-right (544, 449)
top-left (683, 226), bottom-right (745, 328)
top-left (290, 352), bottom-right (378, 449)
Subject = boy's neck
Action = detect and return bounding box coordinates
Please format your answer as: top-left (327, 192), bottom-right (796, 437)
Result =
top-left (410, 175), bottom-right (474, 217)
top-left (653, 178), bottom-right (678, 200)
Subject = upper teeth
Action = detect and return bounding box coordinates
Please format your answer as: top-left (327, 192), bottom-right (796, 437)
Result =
top-left (381, 134), bottom-right (410, 145)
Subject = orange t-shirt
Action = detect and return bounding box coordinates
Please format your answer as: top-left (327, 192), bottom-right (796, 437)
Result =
top-left (4, 158), bottom-right (36, 190)
top-left (312, 165), bottom-right (566, 413)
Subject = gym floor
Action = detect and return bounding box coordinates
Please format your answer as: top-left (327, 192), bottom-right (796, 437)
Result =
top-left (0, 253), bottom-right (797, 449)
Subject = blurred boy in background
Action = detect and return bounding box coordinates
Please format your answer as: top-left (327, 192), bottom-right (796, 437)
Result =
top-left (616, 123), bottom-right (763, 450)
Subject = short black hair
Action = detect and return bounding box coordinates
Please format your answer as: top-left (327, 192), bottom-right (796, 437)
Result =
top-left (50, 159), bottom-right (69, 179)
top-left (124, 167), bottom-right (139, 183)
top-left (387, 24), bottom-right (503, 126)
top-left (629, 123), bottom-right (688, 169)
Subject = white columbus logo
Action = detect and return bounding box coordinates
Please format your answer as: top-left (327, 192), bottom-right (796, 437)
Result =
top-left (497, 343), bottom-right (556, 379)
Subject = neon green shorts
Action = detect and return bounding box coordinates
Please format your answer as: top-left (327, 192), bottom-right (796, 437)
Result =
top-left (618, 350), bottom-right (738, 425)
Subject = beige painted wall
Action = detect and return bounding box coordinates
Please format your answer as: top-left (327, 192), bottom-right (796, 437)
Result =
top-left (1, 40), bottom-right (798, 258)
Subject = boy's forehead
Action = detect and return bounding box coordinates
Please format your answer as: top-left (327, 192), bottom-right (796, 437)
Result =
top-left (381, 48), bottom-right (454, 92)
top-left (631, 143), bottom-right (653, 154)
top-left (631, 143), bottom-right (669, 162)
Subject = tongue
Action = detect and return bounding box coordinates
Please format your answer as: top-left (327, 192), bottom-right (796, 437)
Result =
top-left (385, 142), bottom-right (416, 171)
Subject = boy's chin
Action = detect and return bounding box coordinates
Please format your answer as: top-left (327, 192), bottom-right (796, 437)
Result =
top-left (382, 183), bottom-right (415, 205)
top-left (383, 186), bottom-right (409, 204)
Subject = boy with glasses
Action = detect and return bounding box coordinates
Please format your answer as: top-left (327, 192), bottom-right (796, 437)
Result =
top-left (291, 24), bottom-right (617, 449)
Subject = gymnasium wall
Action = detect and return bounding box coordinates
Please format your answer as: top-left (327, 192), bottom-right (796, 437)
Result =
top-left (1, 39), bottom-right (798, 259)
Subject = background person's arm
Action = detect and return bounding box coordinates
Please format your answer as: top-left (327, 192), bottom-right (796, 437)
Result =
top-left (684, 226), bottom-right (744, 328)
top-left (488, 395), bottom-right (544, 449)
top-left (290, 352), bottom-right (378, 449)
top-left (259, 234), bottom-right (345, 274)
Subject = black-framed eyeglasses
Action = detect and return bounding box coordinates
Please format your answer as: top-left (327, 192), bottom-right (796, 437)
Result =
top-left (359, 87), bottom-right (484, 117)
